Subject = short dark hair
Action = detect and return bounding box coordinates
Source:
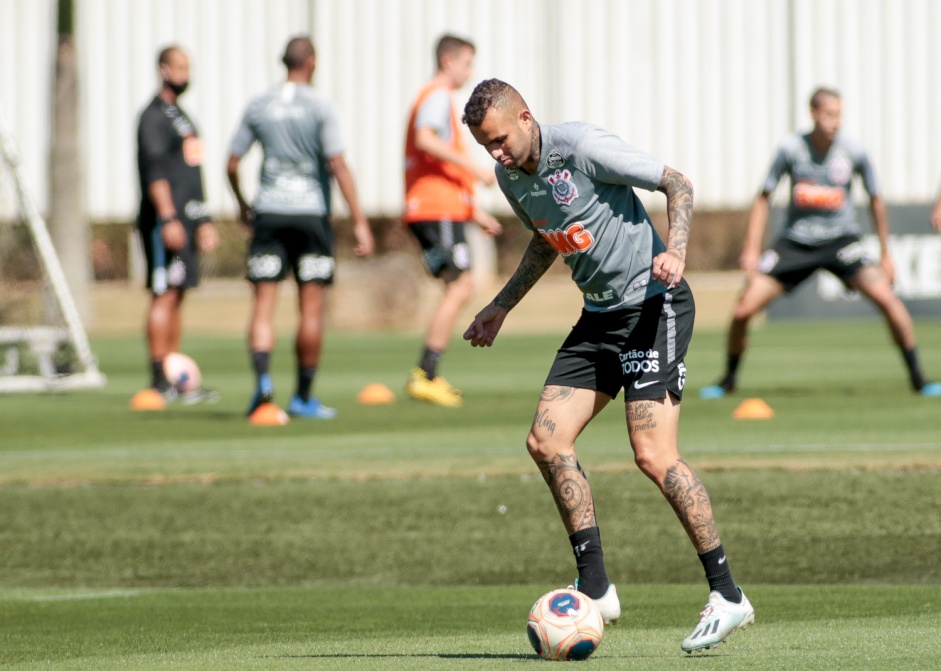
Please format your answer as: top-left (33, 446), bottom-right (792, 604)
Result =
top-left (435, 34), bottom-right (474, 69)
top-left (157, 45), bottom-right (183, 67)
top-left (282, 36), bottom-right (315, 70)
top-left (810, 86), bottom-right (840, 109)
top-left (462, 78), bottom-right (526, 126)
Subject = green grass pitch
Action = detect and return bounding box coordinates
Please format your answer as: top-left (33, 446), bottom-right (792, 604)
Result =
top-left (1, 320), bottom-right (940, 669)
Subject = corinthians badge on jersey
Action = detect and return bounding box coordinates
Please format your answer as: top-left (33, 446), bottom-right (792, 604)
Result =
top-left (548, 169), bottom-right (578, 206)
top-left (546, 149), bottom-right (565, 169)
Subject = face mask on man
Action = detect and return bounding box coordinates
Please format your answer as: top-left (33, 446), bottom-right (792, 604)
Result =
top-left (164, 79), bottom-right (189, 96)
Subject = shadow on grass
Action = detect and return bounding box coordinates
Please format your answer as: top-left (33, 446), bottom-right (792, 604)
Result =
top-left (273, 653), bottom-right (535, 660)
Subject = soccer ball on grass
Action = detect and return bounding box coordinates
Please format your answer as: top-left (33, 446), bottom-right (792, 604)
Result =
top-left (526, 588), bottom-right (604, 661)
top-left (163, 352), bottom-right (201, 392)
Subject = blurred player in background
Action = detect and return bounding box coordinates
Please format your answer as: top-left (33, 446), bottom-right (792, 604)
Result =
top-left (701, 87), bottom-right (941, 399)
top-left (462, 79), bottom-right (754, 653)
top-left (403, 34), bottom-right (502, 408)
top-left (227, 36), bottom-right (374, 419)
top-left (135, 45), bottom-right (219, 403)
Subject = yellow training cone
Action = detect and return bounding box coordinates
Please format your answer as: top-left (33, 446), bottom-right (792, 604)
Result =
top-left (357, 383), bottom-right (396, 405)
top-left (732, 398), bottom-right (775, 420)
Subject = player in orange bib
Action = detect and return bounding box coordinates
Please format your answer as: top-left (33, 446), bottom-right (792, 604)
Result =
top-left (403, 35), bottom-right (502, 407)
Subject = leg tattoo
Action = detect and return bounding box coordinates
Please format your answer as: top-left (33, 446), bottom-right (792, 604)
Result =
top-left (536, 453), bottom-right (596, 534)
top-left (662, 458), bottom-right (720, 552)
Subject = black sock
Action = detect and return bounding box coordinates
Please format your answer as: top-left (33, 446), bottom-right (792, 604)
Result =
top-left (698, 545), bottom-right (740, 603)
top-left (251, 351), bottom-right (271, 380)
top-left (151, 358), bottom-right (170, 391)
top-left (569, 527), bottom-right (609, 599)
top-left (721, 354), bottom-right (741, 389)
top-left (297, 366), bottom-right (316, 401)
top-left (419, 347), bottom-right (442, 380)
top-left (902, 347), bottom-right (926, 390)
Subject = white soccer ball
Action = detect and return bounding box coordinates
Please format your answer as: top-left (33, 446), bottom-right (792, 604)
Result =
top-left (526, 588), bottom-right (604, 661)
top-left (163, 352), bottom-right (201, 392)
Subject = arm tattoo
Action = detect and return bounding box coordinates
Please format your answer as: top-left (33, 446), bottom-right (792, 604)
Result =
top-left (494, 233), bottom-right (558, 310)
top-left (536, 453), bottom-right (596, 533)
top-left (662, 458), bottom-right (720, 552)
top-left (657, 166), bottom-right (693, 262)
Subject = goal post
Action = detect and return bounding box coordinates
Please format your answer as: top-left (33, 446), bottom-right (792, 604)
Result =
top-left (0, 103), bottom-right (105, 392)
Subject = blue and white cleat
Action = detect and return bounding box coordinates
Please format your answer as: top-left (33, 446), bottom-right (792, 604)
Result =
top-left (918, 382), bottom-right (941, 397)
top-left (699, 385), bottom-right (728, 400)
top-left (246, 373), bottom-right (274, 416)
top-left (287, 395), bottom-right (337, 419)
top-left (681, 588), bottom-right (755, 653)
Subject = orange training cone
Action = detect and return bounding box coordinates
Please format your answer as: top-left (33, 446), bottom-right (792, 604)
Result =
top-left (248, 402), bottom-right (290, 426)
top-left (130, 388), bottom-right (167, 411)
top-left (357, 383), bottom-right (396, 405)
top-left (732, 397), bottom-right (775, 420)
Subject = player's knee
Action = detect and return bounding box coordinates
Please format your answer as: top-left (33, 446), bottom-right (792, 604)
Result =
top-left (526, 430), bottom-right (566, 462)
top-left (632, 443), bottom-right (671, 484)
top-left (731, 302), bottom-right (756, 323)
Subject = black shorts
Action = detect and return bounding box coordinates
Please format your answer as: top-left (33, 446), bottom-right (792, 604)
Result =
top-left (407, 220), bottom-right (471, 278)
top-left (757, 234), bottom-right (871, 291)
top-left (247, 213), bottom-right (335, 285)
top-left (140, 224), bottom-right (201, 295)
top-left (545, 279), bottom-right (695, 401)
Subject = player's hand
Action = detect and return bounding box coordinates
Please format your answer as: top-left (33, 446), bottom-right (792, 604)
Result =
top-left (475, 164), bottom-right (496, 188)
top-left (352, 217), bottom-right (375, 257)
top-left (463, 302), bottom-right (509, 348)
top-left (931, 203), bottom-right (941, 233)
top-left (652, 249), bottom-right (685, 289)
top-left (238, 203), bottom-right (254, 228)
top-left (197, 222), bottom-right (219, 253)
top-left (473, 209), bottom-right (503, 237)
top-left (161, 219), bottom-right (187, 251)
top-left (880, 254), bottom-right (896, 286)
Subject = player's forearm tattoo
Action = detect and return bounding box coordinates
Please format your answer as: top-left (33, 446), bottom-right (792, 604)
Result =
top-left (537, 453), bottom-right (596, 532)
top-left (662, 458), bottom-right (720, 552)
top-left (657, 166), bottom-right (693, 261)
top-left (494, 234), bottom-right (558, 310)
top-left (627, 400), bottom-right (658, 434)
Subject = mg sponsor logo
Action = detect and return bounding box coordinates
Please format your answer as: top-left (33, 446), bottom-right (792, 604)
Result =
top-left (619, 348), bottom-right (660, 374)
top-left (537, 221), bottom-right (595, 256)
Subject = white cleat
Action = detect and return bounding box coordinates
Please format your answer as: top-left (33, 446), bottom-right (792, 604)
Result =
top-left (681, 589), bottom-right (755, 653)
top-left (569, 582), bottom-right (621, 625)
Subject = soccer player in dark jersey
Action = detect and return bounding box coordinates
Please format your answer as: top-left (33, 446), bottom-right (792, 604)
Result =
top-left (701, 87), bottom-right (941, 399)
top-left (135, 45), bottom-right (219, 403)
top-left (227, 36), bottom-right (374, 419)
top-left (462, 79), bottom-right (754, 653)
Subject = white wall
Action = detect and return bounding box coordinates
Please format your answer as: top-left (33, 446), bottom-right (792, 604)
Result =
top-left (2, 0), bottom-right (941, 221)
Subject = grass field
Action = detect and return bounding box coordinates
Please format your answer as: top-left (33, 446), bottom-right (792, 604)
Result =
top-left (1, 320), bottom-right (940, 669)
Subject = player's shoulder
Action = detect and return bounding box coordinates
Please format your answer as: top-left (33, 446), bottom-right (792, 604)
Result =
top-left (295, 85), bottom-right (338, 116)
top-left (778, 131), bottom-right (808, 154)
top-left (138, 96), bottom-right (164, 123)
top-left (544, 121), bottom-right (599, 150)
top-left (833, 132), bottom-right (869, 160)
